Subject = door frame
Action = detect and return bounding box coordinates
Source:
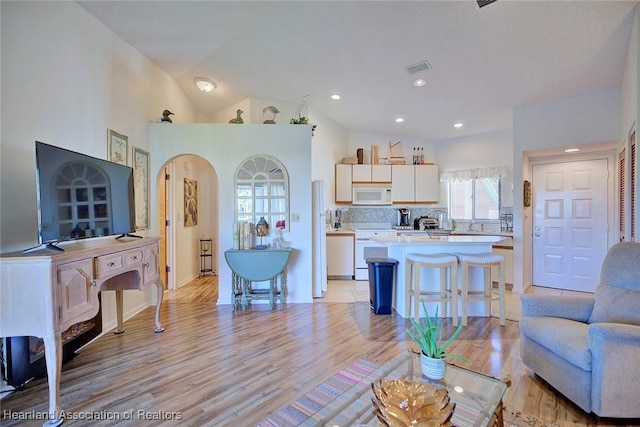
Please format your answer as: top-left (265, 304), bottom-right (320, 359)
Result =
top-left (529, 150), bottom-right (617, 290)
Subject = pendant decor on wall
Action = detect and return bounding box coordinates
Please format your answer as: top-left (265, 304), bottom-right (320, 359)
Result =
top-left (523, 180), bottom-right (531, 207)
top-left (184, 178), bottom-right (198, 226)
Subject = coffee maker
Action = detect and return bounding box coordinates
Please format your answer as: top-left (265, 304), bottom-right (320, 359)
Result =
top-left (397, 208), bottom-right (411, 227)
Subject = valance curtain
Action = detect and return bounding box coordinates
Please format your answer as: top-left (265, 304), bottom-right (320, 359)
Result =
top-left (440, 166), bottom-right (509, 183)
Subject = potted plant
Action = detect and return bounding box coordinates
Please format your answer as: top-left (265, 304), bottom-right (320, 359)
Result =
top-left (406, 301), bottom-right (469, 380)
top-left (290, 115), bottom-right (317, 136)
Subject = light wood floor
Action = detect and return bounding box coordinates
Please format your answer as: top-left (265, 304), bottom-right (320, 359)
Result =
top-left (1, 276), bottom-right (638, 426)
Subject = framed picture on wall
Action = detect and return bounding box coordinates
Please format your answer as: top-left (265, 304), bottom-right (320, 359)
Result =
top-left (107, 129), bottom-right (128, 165)
top-left (523, 180), bottom-right (532, 207)
top-left (184, 178), bottom-right (198, 226)
top-left (133, 147), bottom-right (150, 230)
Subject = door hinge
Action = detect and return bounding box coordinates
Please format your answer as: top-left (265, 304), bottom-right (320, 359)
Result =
top-left (165, 220), bottom-right (171, 226)
top-left (166, 266), bottom-right (171, 273)
top-left (165, 173), bottom-right (170, 180)
top-left (58, 306), bottom-right (62, 320)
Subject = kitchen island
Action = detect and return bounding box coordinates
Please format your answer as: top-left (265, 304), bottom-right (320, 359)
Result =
top-left (370, 234), bottom-right (508, 319)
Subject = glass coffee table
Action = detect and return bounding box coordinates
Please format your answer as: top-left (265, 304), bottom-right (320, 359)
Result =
top-left (300, 351), bottom-right (508, 427)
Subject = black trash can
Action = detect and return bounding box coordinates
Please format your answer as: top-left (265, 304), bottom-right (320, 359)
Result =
top-left (366, 257), bottom-right (398, 315)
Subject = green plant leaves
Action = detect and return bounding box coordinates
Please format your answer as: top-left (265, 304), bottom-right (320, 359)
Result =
top-left (406, 302), bottom-right (469, 363)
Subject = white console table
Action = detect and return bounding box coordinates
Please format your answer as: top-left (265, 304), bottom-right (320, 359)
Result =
top-left (0, 237), bottom-right (165, 426)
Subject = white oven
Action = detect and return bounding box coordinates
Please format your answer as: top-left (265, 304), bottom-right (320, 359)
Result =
top-left (353, 229), bottom-right (397, 280)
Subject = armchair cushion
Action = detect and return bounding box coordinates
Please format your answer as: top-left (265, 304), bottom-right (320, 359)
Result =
top-left (588, 284), bottom-right (640, 326)
top-left (520, 316), bottom-right (591, 370)
top-left (520, 294), bottom-right (594, 322)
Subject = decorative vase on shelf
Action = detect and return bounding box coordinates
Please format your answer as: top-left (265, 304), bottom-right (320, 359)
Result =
top-left (420, 353), bottom-right (446, 380)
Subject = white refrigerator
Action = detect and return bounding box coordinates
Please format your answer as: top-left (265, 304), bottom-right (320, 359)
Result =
top-left (312, 180), bottom-right (328, 297)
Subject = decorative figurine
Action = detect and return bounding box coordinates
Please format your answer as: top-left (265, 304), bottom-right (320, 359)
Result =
top-left (255, 216), bottom-right (269, 249)
top-left (155, 109), bottom-right (174, 123)
top-left (262, 105), bottom-right (280, 124)
top-left (229, 109), bottom-right (244, 124)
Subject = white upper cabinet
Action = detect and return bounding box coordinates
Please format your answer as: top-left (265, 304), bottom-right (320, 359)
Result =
top-left (391, 165), bottom-right (415, 203)
top-left (335, 164), bottom-right (353, 203)
top-left (392, 165), bottom-right (439, 203)
top-left (414, 164), bottom-right (439, 202)
top-left (352, 164), bottom-right (392, 183)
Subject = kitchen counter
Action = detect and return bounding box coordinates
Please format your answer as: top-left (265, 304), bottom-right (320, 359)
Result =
top-left (371, 234), bottom-right (507, 245)
top-left (370, 235), bottom-right (503, 319)
top-left (325, 228), bottom-right (355, 235)
top-left (451, 230), bottom-right (513, 237)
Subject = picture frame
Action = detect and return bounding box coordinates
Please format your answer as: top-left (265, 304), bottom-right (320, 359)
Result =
top-left (523, 180), bottom-right (531, 207)
top-left (108, 129), bottom-right (128, 165)
top-left (184, 178), bottom-right (198, 226)
top-left (133, 147), bottom-right (150, 230)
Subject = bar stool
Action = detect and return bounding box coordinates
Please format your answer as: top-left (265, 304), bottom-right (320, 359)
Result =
top-left (456, 252), bottom-right (505, 326)
top-left (404, 253), bottom-right (459, 326)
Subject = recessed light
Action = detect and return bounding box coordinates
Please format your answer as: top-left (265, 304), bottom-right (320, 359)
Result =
top-left (413, 78), bottom-right (426, 87)
top-left (395, 117), bottom-right (405, 123)
top-left (564, 148), bottom-right (580, 153)
top-left (194, 77), bottom-right (216, 93)
top-left (331, 94), bottom-right (341, 101)
top-left (453, 122), bottom-right (464, 128)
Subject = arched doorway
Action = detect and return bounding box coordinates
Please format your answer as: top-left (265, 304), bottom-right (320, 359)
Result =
top-left (156, 154), bottom-right (219, 294)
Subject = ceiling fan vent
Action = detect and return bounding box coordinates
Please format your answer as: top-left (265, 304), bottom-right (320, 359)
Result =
top-left (403, 61), bottom-right (432, 74)
top-left (476, 0), bottom-right (498, 9)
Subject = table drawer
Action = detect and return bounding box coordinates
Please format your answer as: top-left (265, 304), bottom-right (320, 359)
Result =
top-left (95, 249), bottom-right (143, 278)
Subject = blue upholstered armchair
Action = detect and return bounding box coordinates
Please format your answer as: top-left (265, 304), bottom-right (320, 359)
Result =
top-left (520, 242), bottom-right (640, 418)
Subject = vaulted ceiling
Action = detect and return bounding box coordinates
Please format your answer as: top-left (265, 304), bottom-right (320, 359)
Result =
top-left (78, 1), bottom-right (638, 142)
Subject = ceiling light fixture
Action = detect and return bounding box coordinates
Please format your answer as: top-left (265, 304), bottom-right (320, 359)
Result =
top-left (395, 117), bottom-right (405, 123)
top-left (194, 77), bottom-right (216, 93)
top-left (331, 94), bottom-right (341, 100)
top-left (413, 78), bottom-right (426, 87)
top-left (564, 148), bottom-right (580, 153)
top-left (453, 122), bottom-right (464, 128)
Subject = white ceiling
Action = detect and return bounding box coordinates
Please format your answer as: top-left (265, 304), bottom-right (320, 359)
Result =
top-left (77, 1), bottom-right (638, 142)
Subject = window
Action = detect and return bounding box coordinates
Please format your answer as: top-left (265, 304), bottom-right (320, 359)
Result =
top-left (234, 155), bottom-right (289, 230)
top-left (449, 177), bottom-right (501, 221)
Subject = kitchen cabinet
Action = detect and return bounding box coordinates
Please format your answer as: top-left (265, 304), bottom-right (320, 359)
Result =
top-left (335, 164), bottom-right (352, 203)
top-left (392, 164), bottom-right (439, 203)
top-left (326, 233), bottom-right (354, 278)
top-left (492, 237), bottom-right (513, 285)
top-left (352, 164), bottom-right (392, 183)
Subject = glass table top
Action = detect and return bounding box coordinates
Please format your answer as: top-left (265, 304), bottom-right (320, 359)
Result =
top-left (300, 351), bottom-right (508, 427)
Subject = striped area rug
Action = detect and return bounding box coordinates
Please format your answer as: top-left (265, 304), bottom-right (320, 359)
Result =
top-left (255, 359), bottom-right (379, 427)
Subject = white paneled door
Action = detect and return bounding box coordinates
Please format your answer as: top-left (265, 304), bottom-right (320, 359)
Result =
top-left (532, 159), bottom-right (609, 292)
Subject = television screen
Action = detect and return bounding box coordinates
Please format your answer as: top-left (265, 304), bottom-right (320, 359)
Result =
top-left (35, 141), bottom-right (136, 244)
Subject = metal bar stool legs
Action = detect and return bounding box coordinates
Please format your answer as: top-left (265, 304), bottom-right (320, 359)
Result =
top-left (405, 253), bottom-right (459, 326)
top-left (457, 253), bottom-right (506, 326)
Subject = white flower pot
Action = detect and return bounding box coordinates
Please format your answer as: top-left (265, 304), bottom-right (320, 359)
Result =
top-left (420, 353), bottom-right (446, 380)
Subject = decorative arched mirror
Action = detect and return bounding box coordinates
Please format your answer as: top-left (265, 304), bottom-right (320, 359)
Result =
top-left (235, 155), bottom-right (289, 232)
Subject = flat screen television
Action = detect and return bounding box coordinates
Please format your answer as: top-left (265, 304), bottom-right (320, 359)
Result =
top-left (31, 141), bottom-right (137, 251)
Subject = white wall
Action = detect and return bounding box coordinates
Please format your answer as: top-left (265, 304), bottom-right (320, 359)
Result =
top-left (1, 2), bottom-right (198, 330)
top-left (433, 129), bottom-right (514, 208)
top-left (149, 124), bottom-right (314, 303)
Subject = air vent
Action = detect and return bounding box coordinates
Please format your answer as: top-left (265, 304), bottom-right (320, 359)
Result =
top-left (403, 61), bottom-right (431, 74)
top-left (476, 0), bottom-right (498, 9)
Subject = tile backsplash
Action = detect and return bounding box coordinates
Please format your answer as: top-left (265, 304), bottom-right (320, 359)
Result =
top-left (333, 206), bottom-right (513, 228)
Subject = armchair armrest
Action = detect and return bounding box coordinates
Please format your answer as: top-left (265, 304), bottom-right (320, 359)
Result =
top-left (588, 323), bottom-right (640, 417)
top-left (520, 294), bottom-right (594, 322)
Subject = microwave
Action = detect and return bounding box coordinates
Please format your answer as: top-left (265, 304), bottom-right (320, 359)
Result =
top-left (352, 184), bottom-right (393, 205)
